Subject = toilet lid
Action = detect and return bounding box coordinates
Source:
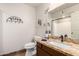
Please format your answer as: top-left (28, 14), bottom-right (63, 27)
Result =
top-left (25, 42), bottom-right (36, 49)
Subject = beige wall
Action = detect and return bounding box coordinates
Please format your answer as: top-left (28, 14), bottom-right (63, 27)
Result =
top-left (36, 3), bottom-right (49, 37)
top-left (0, 3), bottom-right (36, 55)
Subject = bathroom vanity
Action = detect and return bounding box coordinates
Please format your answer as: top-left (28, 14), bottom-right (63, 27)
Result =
top-left (35, 4), bottom-right (79, 56)
top-left (37, 42), bottom-right (70, 56)
top-left (35, 37), bottom-right (79, 56)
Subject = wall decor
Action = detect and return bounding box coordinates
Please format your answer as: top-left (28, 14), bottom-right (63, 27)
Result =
top-left (47, 22), bottom-right (50, 26)
top-left (6, 16), bottom-right (23, 23)
top-left (38, 19), bottom-right (42, 26)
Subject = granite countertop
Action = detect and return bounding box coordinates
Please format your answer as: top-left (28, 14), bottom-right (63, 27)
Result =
top-left (34, 36), bottom-right (79, 56)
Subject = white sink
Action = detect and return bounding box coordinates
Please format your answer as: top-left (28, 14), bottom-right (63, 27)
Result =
top-left (48, 41), bottom-right (72, 49)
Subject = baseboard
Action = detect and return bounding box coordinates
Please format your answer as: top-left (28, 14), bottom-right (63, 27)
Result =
top-left (1, 49), bottom-right (26, 56)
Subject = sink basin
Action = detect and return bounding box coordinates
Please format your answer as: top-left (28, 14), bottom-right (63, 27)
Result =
top-left (48, 41), bottom-right (72, 49)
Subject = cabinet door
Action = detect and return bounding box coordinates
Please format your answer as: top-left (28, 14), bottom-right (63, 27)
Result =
top-left (37, 47), bottom-right (49, 56)
top-left (42, 45), bottom-right (66, 56)
top-left (36, 42), bottom-right (70, 56)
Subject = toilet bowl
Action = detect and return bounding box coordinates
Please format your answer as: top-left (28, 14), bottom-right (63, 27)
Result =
top-left (25, 42), bottom-right (36, 56)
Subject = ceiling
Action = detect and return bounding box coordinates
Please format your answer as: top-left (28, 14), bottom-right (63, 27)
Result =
top-left (49, 3), bottom-right (78, 13)
top-left (25, 3), bottom-right (47, 7)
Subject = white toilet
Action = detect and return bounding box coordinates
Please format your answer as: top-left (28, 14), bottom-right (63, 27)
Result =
top-left (24, 42), bottom-right (36, 56)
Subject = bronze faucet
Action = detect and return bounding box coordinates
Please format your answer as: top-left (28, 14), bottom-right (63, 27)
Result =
top-left (59, 34), bottom-right (68, 42)
top-left (59, 35), bottom-right (64, 42)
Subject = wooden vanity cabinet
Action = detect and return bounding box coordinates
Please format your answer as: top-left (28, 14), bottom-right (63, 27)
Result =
top-left (36, 42), bottom-right (70, 56)
top-left (37, 42), bottom-right (50, 56)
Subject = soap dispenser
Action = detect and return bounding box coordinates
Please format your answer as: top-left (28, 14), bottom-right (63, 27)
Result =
top-left (45, 30), bottom-right (48, 39)
top-left (48, 30), bottom-right (52, 39)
